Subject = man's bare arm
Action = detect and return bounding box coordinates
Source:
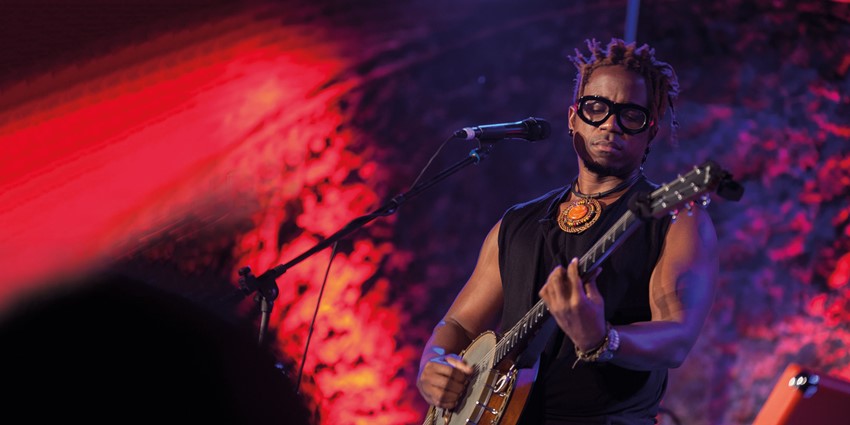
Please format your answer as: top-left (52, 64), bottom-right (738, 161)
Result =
top-left (611, 208), bottom-right (719, 370)
top-left (417, 221), bottom-right (505, 408)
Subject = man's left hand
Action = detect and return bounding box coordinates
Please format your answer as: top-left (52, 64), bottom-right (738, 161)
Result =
top-left (538, 257), bottom-right (606, 351)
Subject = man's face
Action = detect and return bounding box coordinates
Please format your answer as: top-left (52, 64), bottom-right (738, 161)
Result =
top-left (569, 65), bottom-right (652, 177)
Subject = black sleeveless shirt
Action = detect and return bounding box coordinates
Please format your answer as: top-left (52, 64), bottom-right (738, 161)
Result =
top-left (497, 177), bottom-right (671, 424)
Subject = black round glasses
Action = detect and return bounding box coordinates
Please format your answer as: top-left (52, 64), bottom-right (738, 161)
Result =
top-left (576, 95), bottom-right (653, 135)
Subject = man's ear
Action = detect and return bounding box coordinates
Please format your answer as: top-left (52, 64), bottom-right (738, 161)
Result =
top-left (648, 123), bottom-right (659, 142)
top-left (568, 105), bottom-right (577, 132)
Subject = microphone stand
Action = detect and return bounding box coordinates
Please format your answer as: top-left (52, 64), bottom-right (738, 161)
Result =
top-left (238, 145), bottom-right (493, 346)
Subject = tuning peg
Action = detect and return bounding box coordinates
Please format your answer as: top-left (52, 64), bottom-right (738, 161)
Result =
top-left (700, 194), bottom-right (711, 207)
top-left (669, 209), bottom-right (679, 222)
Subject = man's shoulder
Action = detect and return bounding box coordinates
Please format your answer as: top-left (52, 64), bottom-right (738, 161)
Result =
top-left (503, 186), bottom-right (566, 220)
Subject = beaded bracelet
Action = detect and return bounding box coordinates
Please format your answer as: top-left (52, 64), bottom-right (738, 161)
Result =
top-left (572, 322), bottom-right (619, 368)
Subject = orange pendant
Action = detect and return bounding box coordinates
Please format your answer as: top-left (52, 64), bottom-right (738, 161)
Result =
top-left (558, 197), bottom-right (602, 233)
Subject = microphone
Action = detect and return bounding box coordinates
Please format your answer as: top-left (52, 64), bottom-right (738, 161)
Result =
top-left (453, 117), bottom-right (551, 141)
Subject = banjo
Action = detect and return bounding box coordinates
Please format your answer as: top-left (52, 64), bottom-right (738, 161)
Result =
top-left (422, 161), bottom-right (743, 425)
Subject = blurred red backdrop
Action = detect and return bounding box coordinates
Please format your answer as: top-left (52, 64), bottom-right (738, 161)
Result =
top-left (0, 6), bottom-right (422, 423)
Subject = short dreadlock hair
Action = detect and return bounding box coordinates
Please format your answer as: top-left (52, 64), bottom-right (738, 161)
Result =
top-left (570, 38), bottom-right (680, 137)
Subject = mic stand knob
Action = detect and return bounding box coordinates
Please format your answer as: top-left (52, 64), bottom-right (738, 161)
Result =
top-left (238, 266), bottom-right (280, 346)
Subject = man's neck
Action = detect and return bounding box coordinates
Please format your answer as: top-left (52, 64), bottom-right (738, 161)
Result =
top-left (574, 168), bottom-right (641, 197)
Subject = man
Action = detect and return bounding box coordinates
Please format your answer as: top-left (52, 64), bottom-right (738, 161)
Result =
top-left (417, 38), bottom-right (718, 424)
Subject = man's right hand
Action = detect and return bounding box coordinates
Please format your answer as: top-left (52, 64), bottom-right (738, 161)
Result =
top-left (416, 354), bottom-right (474, 410)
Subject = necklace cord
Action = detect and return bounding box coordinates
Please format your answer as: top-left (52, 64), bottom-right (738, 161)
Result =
top-left (572, 173), bottom-right (642, 199)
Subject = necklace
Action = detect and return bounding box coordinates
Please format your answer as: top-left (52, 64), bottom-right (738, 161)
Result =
top-left (558, 174), bottom-right (642, 234)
